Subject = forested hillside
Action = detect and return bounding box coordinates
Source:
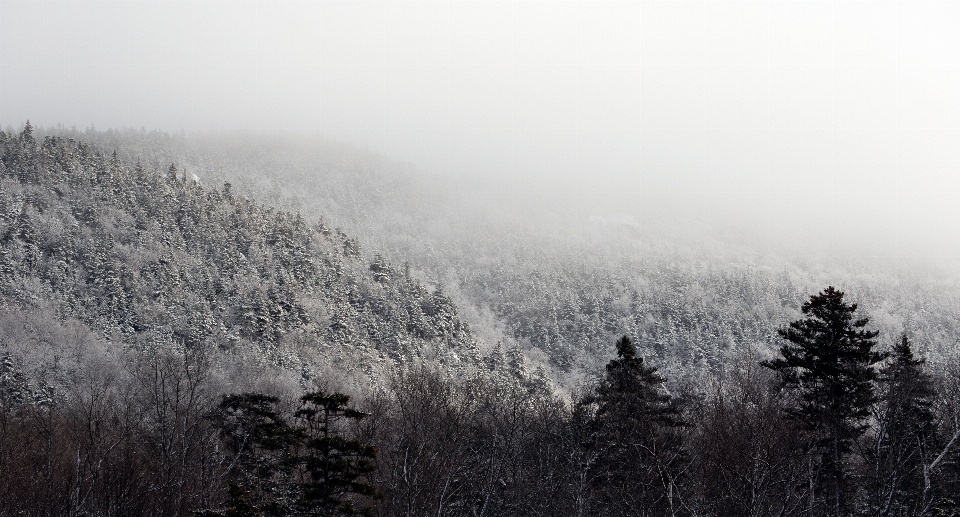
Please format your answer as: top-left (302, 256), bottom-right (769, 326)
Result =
top-left (61, 126), bottom-right (960, 388)
top-left (1, 124), bottom-right (959, 516)
top-left (0, 123), bottom-right (502, 397)
top-left (0, 124), bottom-right (551, 516)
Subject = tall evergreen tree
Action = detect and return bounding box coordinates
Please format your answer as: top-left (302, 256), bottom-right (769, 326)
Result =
top-left (583, 335), bottom-right (687, 516)
top-left (763, 286), bottom-right (885, 516)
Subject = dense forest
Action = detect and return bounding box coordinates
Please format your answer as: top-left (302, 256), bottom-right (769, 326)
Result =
top-left (0, 123), bottom-right (513, 390)
top-left (1, 124), bottom-right (959, 516)
top-left (57, 127), bottom-right (960, 390)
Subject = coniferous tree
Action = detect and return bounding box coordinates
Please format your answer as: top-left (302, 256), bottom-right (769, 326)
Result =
top-left (583, 335), bottom-right (687, 516)
top-left (211, 393), bottom-right (299, 516)
top-left (20, 120), bottom-right (33, 143)
top-left (506, 341), bottom-right (527, 381)
top-left (868, 335), bottom-right (938, 516)
top-left (763, 286), bottom-right (885, 516)
top-left (204, 391), bottom-right (376, 517)
top-left (294, 391), bottom-right (377, 517)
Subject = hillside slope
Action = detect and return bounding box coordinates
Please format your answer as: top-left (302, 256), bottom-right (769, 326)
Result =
top-left (0, 124), bottom-right (495, 395)
top-left (36, 127), bottom-right (960, 388)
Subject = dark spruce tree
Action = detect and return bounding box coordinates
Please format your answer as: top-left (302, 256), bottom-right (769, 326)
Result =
top-left (201, 391), bottom-right (376, 517)
top-left (202, 393), bottom-right (301, 516)
top-left (763, 286), bottom-right (885, 517)
top-left (294, 392), bottom-right (377, 517)
top-left (869, 335), bottom-right (939, 516)
top-left (582, 335), bottom-right (687, 517)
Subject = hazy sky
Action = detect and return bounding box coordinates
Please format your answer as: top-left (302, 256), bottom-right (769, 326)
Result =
top-left (2, 1), bottom-right (959, 265)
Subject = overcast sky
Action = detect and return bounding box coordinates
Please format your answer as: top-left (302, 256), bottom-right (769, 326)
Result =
top-left (1, 1), bottom-right (959, 266)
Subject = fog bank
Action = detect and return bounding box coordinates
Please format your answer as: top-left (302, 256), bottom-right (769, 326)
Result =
top-left (2, 1), bottom-right (959, 267)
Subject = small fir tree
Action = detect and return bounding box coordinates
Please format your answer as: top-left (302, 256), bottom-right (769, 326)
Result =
top-left (20, 120), bottom-right (33, 142)
top-left (869, 335), bottom-right (938, 516)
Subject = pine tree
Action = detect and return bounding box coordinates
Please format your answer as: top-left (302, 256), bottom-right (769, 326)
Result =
top-left (869, 335), bottom-right (938, 516)
top-left (294, 391), bottom-right (377, 517)
top-left (591, 336), bottom-right (683, 431)
top-left (582, 335), bottom-right (687, 516)
top-left (0, 353), bottom-right (31, 410)
top-left (20, 120), bottom-right (33, 142)
top-left (763, 286), bottom-right (886, 516)
top-left (485, 341), bottom-right (506, 373)
top-left (213, 393), bottom-right (301, 516)
top-left (505, 341), bottom-right (527, 381)
top-left (207, 391), bottom-right (377, 517)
